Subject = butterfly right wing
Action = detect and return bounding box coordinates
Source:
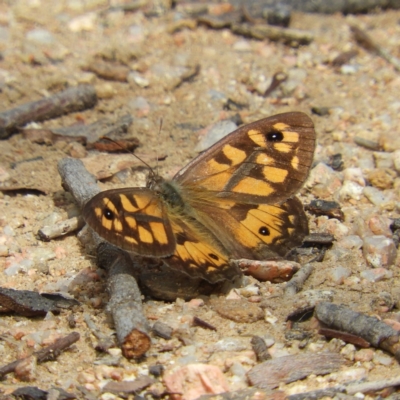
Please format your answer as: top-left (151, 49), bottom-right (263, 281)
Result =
top-left (82, 188), bottom-right (176, 257)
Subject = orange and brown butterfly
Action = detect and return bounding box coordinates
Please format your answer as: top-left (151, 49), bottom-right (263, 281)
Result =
top-left (83, 112), bottom-right (316, 283)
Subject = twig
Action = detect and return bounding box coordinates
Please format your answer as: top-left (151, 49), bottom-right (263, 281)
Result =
top-left (231, 23), bottom-right (313, 46)
top-left (58, 158), bottom-right (151, 358)
top-left (0, 332), bottom-right (80, 379)
top-left (346, 377), bottom-right (400, 395)
top-left (99, 243), bottom-right (151, 358)
top-left (284, 263), bottom-right (314, 297)
top-left (0, 85), bottom-right (97, 139)
top-left (38, 216), bottom-right (84, 241)
top-left (351, 25), bottom-right (400, 72)
top-left (315, 302), bottom-right (400, 361)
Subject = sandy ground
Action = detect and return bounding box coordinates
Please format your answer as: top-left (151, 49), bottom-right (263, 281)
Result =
top-left (0, 1), bottom-right (399, 399)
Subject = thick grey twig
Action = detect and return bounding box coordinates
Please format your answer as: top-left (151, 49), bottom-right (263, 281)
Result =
top-left (0, 85), bottom-right (97, 139)
top-left (315, 302), bottom-right (400, 361)
top-left (284, 263), bottom-right (314, 296)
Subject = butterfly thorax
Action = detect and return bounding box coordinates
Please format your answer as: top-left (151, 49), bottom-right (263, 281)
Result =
top-left (149, 176), bottom-right (187, 214)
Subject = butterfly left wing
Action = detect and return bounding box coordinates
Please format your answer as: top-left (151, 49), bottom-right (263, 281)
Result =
top-left (174, 112), bottom-right (315, 205)
top-left (82, 188), bottom-right (176, 257)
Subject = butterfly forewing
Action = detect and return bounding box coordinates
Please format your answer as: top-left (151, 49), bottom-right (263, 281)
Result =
top-left (174, 112), bottom-right (315, 204)
top-left (83, 188), bottom-right (176, 257)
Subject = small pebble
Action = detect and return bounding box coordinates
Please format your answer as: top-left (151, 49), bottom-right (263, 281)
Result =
top-left (329, 266), bottom-right (351, 284)
top-left (214, 337), bottom-right (250, 352)
top-left (195, 120), bottom-right (237, 152)
top-left (373, 152), bottom-right (393, 169)
top-left (337, 235), bottom-right (363, 250)
top-left (26, 28), bottom-right (55, 44)
top-left (367, 168), bottom-right (397, 190)
top-left (393, 150), bottom-right (400, 173)
top-left (127, 71), bottom-right (150, 88)
top-left (340, 344), bottom-right (356, 361)
top-left (305, 162), bottom-right (342, 198)
top-left (360, 268), bottom-right (393, 282)
top-left (363, 186), bottom-right (394, 208)
top-left (362, 235), bottom-right (397, 268)
top-left (354, 348), bottom-right (374, 362)
top-left (373, 350), bottom-right (393, 366)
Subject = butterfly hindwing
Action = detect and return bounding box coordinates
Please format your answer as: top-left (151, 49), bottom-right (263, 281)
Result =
top-left (83, 188), bottom-right (176, 257)
top-left (175, 112), bottom-right (315, 204)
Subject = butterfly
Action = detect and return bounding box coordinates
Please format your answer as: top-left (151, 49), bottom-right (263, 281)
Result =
top-left (83, 112), bottom-right (316, 283)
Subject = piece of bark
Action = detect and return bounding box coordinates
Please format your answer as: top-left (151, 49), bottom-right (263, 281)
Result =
top-left (305, 200), bottom-right (344, 221)
top-left (315, 302), bottom-right (400, 361)
top-left (231, 23), bottom-right (313, 46)
top-left (152, 320), bottom-right (173, 339)
top-left (284, 263), bottom-right (314, 297)
top-left (247, 352), bottom-right (344, 390)
top-left (0, 85), bottom-right (97, 139)
top-left (0, 332), bottom-right (80, 379)
top-left (346, 377), bottom-right (400, 395)
top-left (287, 386), bottom-right (347, 400)
top-left (251, 336), bottom-right (271, 362)
top-left (263, 71), bottom-right (288, 97)
top-left (11, 386), bottom-right (76, 400)
top-left (318, 327), bottom-right (370, 348)
top-left (0, 287), bottom-right (77, 316)
top-left (38, 216), bottom-right (84, 241)
top-left (22, 128), bottom-right (87, 145)
top-left (193, 316), bottom-right (217, 331)
top-left (56, 114), bottom-right (134, 145)
top-left (102, 375), bottom-right (154, 393)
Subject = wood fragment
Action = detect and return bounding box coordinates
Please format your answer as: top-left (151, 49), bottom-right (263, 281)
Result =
top-left (0, 332), bottom-right (80, 379)
top-left (38, 216), bottom-right (84, 241)
top-left (0, 85), bottom-right (97, 139)
top-left (247, 352), bottom-right (344, 390)
top-left (318, 327), bottom-right (370, 348)
top-left (192, 316), bottom-right (217, 331)
top-left (331, 49), bottom-right (358, 67)
top-left (305, 200), bottom-right (344, 221)
top-left (103, 375), bottom-right (154, 393)
top-left (287, 386), bottom-right (347, 400)
top-left (152, 320), bottom-right (173, 339)
top-left (351, 25), bottom-right (400, 72)
top-left (264, 71), bottom-right (288, 97)
top-left (56, 114), bottom-right (134, 145)
top-left (284, 263), bottom-right (314, 297)
top-left (251, 336), bottom-right (271, 362)
top-left (84, 313), bottom-right (115, 351)
top-left (0, 287), bottom-right (77, 316)
top-left (346, 377), bottom-right (400, 395)
top-left (315, 302), bottom-right (400, 361)
top-left (99, 243), bottom-right (151, 359)
top-left (231, 23), bottom-right (314, 46)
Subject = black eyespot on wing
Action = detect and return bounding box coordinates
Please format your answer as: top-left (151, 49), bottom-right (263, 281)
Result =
top-left (209, 253), bottom-right (219, 260)
top-left (266, 129), bottom-right (283, 142)
top-left (259, 226), bottom-right (270, 236)
top-left (104, 208), bottom-right (114, 220)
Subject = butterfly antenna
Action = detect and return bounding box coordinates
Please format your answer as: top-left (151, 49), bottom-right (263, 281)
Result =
top-left (156, 118), bottom-right (163, 176)
top-left (98, 136), bottom-right (156, 179)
